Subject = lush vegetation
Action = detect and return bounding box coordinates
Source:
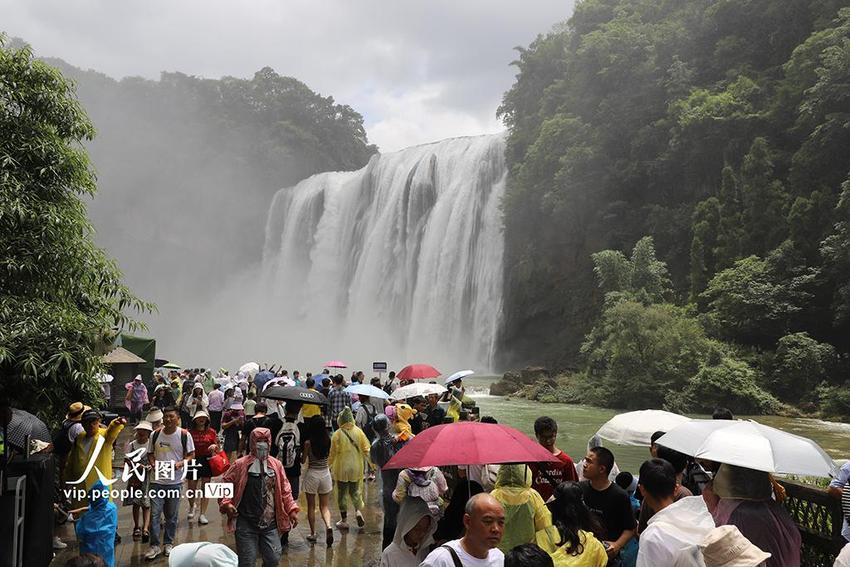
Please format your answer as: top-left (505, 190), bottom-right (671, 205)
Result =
top-left (498, 0), bottom-right (850, 416)
top-left (0, 39), bottom-right (153, 421)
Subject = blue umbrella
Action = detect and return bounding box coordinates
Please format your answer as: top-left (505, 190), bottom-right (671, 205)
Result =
top-left (345, 383), bottom-right (390, 400)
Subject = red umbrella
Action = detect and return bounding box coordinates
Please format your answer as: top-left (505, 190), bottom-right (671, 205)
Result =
top-left (396, 363), bottom-right (441, 380)
top-left (323, 360), bottom-right (347, 369)
top-left (383, 421), bottom-right (560, 469)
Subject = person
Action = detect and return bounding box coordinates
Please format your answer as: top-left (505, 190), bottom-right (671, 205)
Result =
top-left (637, 446), bottom-right (692, 533)
top-left (302, 414), bottom-right (334, 545)
top-left (393, 465), bottom-right (448, 516)
top-left (387, 370), bottom-right (399, 393)
top-left (529, 416), bottom-right (578, 502)
top-left (379, 497), bottom-right (440, 567)
top-left (240, 402), bottom-right (281, 455)
top-left (549, 482), bottom-right (607, 567)
top-left (425, 393), bottom-right (447, 428)
top-left (152, 384), bottom-right (176, 410)
top-left (145, 408), bottom-right (164, 431)
top-left (329, 406), bottom-right (373, 530)
top-left (187, 410), bottom-right (217, 525)
top-left (124, 421), bottom-right (153, 543)
top-left (328, 374), bottom-right (352, 428)
top-left (275, 400), bottom-right (304, 549)
top-left (409, 397), bottom-right (428, 434)
top-left (186, 383), bottom-right (208, 421)
top-left (420, 492), bottom-right (506, 567)
top-left (355, 394), bottom-right (378, 442)
top-left (207, 383), bottom-right (224, 430)
top-left (145, 406), bottom-right (196, 560)
top-left (505, 544), bottom-right (554, 567)
top-left (649, 431), bottom-right (665, 458)
top-left (575, 436), bottom-right (621, 483)
top-left (178, 381), bottom-right (194, 427)
top-left (635, 459), bottom-right (715, 567)
top-left (64, 410), bottom-right (126, 493)
top-left (836, 543), bottom-right (850, 567)
top-left (394, 402), bottom-right (417, 441)
top-left (370, 413), bottom-right (402, 549)
top-left (53, 402), bottom-right (88, 481)
top-left (218, 427), bottom-right (299, 567)
top-left (829, 459), bottom-right (850, 542)
top-left (125, 375), bottom-right (149, 424)
top-left (579, 446), bottom-right (635, 563)
top-left (444, 381), bottom-right (464, 422)
top-left (489, 464), bottom-right (557, 553)
top-left (434, 479), bottom-right (485, 544)
top-left (75, 480), bottom-right (118, 567)
top-left (614, 472), bottom-right (640, 516)
top-left (712, 407), bottom-right (734, 420)
top-left (221, 401), bottom-right (244, 462)
top-left (301, 378), bottom-right (322, 419)
top-left (167, 542), bottom-right (238, 567)
top-left (244, 391), bottom-right (257, 417)
top-left (711, 464), bottom-right (800, 567)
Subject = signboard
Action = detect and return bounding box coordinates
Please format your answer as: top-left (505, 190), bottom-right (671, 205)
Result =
top-left (372, 361), bottom-right (388, 372)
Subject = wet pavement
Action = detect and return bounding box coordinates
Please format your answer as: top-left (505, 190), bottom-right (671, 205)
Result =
top-left (51, 429), bottom-right (386, 566)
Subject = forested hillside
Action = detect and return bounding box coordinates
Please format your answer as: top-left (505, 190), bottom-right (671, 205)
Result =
top-left (9, 37), bottom-right (377, 333)
top-left (498, 0), bottom-right (850, 415)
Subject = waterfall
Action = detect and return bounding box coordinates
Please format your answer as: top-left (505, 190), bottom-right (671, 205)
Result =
top-left (261, 133), bottom-right (507, 372)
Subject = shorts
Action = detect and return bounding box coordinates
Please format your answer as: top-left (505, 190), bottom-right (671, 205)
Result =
top-left (194, 456), bottom-right (212, 479)
top-left (302, 467), bottom-right (333, 495)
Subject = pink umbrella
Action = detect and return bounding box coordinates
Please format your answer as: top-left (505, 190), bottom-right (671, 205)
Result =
top-left (323, 360), bottom-right (348, 369)
top-left (383, 421), bottom-right (559, 469)
top-left (396, 363), bottom-right (441, 380)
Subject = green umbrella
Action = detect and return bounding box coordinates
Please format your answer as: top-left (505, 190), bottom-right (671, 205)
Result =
top-left (161, 362), bottom-right (181, 369)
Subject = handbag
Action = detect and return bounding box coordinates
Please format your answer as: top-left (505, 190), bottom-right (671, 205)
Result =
top-left (209, 450), bottom-right (231, 477)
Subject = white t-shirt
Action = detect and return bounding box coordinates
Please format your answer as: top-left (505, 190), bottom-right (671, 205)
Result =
top-left (636, 496), bottom-right (715, 567)
top-left (146, 429), bottom-right (195, 486)
top-left (419, 539), bottom-right (504, 567)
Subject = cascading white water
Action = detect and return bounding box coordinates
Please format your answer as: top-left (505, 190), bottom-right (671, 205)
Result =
top-left (261, 133), bottom-right (507, 372)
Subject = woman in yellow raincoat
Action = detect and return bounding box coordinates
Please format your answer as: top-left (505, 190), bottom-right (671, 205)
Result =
top-left (64, 410), bottom-right (125, 500)
top-left (548, 481), bottom-right (607, 567)
top-left (490, 464), bottom-right (559, 554)
top-left (328, 407), bottom-right (373, 529)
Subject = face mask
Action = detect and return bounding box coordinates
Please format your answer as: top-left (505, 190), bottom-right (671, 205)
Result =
top-left (255, 441), bottom-right (269, 460)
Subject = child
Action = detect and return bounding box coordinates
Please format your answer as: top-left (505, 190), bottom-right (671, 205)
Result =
top-left (393, 466), bottom-right (448, 515)
top-left (75, 481), bottom-right (118, 567)
top-left (123, 421), bottom-right (152, 542)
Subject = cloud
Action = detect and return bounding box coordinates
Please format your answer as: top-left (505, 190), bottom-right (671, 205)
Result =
top-left (1, 0), bottom-right (573, 150)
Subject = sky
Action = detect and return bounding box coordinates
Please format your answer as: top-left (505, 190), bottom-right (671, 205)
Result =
top-left (1, 0), bottom-right (575, 152)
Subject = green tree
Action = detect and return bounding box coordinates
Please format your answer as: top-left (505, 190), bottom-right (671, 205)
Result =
top-left (739, 138), bottom-right (789, 256)
top-left (768, 332), bottom-right (837, 402)
top-left (820, 178), bottom-right (850, 326)
top-left (0, 40), bottom-right (152, 421)
top-left (591, 236), bottom-right (671, 305)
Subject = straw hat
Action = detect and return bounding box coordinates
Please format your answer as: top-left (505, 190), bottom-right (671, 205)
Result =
top-left (713, 464), bottom-right (772, 501)
top-left (66, 402), bottom-right (91, 422)
top-left (134, 421), bottom-right (153, 432)
top-left (192, 410), bottom-right (210, 422)
top-left (701, 525), bottom-right (771, 566)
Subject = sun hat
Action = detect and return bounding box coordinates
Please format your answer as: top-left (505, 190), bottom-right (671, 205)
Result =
top-left (168, 542), bottom-right (237, 567)
top-left (134, 375), bottom-right (143, 381)
top-left (700, 525), bottom-right (771, 566)
top-left (145, 409), bottom-right (164, 423)
top-left (713, 464), bottom-right (772, 501)
top-left (192, 410), bottom-right (210, 422)
top-left (134, 421), bottom-right (153, 432)
top-left (229, 402), bottom-right (244, 411)
top-left (66, 402), bottom-right (90, 421)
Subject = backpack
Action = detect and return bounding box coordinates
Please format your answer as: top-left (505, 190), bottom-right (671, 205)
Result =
top-left (276, 421), bottom-right (300, 469)
top-left (150, 428), bottom-right (189, 458)
top-left (361, 404), bottom-right (377, 442)
top-left (52, 419), bottom-right (76, 458)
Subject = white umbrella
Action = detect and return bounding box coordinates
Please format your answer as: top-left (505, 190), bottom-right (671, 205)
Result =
top-left (596, 409), bottom-right (691, 446)
top-left (657, 419), bottom-right (837, 478)
top-left (238, 362), bottom-right (260, 377)
top-left (445, 369), bottom-right (474, 385)
top-left (391, 382), bottom-right (447, 400)
top-left (96, 373), bottom-right (115, 383)
top-left (345, 383), bottom-right (390, 400)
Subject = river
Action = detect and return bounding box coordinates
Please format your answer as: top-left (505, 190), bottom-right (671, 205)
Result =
top-left (462, 375), bottom-right (850, 472)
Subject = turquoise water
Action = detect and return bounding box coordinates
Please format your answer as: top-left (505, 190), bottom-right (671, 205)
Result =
top-left (464, 376), bottom-right (850, 474)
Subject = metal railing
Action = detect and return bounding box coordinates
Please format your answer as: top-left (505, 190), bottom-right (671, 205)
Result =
top-left (778, 479), bottom-right (846, 566)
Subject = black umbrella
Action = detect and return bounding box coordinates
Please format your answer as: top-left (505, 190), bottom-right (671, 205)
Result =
top-left (262, 385), bottom-right (328, 406)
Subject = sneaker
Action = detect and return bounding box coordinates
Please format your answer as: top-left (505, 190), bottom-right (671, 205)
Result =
top-left (355, 512), bottom-right (365, 528)
top-left (52, 536), bottom-right (67, 550)
top-left (145, 546), bottom-right (161, 560)
top-left (188, 505), bottom-right (196, 519)
top-left (335, 520), bottom-right (349, 531)
top-left (306, 533), bottom-right (317, 544)
top-left (326, 527), bottom-right (334, 547)
top-left (198, 514), bottom-right (209, 525)
top-left (164, 544), bottom-right (173, 557)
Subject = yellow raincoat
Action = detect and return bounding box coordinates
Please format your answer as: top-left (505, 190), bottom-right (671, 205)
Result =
top-left (394, 403), bottom-right (416, 441)
top-left (329, 407), bottom-right (372, 482)
top-left (64, 419), bottom-right (124, 494)
top-left (445, 387), bottom-right (463, 422)
top-left (550, 530), bottom-right (608, 567)
top-left (490, 464), bottom-right (558, 553)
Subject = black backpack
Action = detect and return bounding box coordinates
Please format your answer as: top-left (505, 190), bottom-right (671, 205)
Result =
top-left (52, 419), bottom-right (76, 457)
top-left (361, 404), bottom-right (378, 442)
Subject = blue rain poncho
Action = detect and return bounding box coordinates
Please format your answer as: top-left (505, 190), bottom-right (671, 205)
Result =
top-left (75, 480), bottom-right (118, 567)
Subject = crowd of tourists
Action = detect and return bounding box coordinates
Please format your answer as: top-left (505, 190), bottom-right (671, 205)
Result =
top-left (3, 366), bottom-right (850, 567)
